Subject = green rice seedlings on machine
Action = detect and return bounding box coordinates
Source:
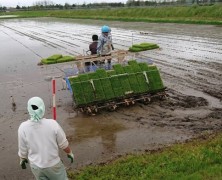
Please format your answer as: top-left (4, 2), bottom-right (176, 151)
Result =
top-left (41, 54), bottom-right (75, 65)
top-left (129, 43), bottom-right (159, 52)
top-left (68, 60), bottom-right (166, 114)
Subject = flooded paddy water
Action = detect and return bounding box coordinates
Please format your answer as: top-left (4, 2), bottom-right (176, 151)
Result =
top-left (0, 18), bottom-right (221, 179)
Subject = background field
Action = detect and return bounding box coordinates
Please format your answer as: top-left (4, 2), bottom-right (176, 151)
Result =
top-left (2, 5), bottom-right (222, 25)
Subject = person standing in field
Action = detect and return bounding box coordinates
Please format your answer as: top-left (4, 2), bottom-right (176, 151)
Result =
top-left (85, 34), bottom-right (99, 71)
top-left (89, 34), bottom-right (99, 56)
top-left (97, 25), bottom-right (114, 69)
top-left (18, 97), bottom-right (74, 180)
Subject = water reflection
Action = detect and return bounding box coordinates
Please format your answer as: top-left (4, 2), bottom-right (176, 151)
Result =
top-left (67, 114), bottom-right (125, 153)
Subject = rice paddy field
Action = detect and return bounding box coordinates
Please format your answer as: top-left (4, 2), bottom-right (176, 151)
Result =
top-left (0, 18), bottom-right (221, 179)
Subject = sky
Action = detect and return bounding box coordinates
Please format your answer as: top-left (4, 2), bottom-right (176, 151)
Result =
top-left (0, 0), bottom-right (127, 7)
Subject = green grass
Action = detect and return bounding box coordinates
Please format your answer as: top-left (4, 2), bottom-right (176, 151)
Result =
top-left (69, 132), bottom-right (222, 179)
top-left (3, 5), bottom-right (222, 25)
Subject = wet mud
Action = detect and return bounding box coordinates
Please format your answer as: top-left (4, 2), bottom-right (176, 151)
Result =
top-left (0, 18), bottom-right (221, 179)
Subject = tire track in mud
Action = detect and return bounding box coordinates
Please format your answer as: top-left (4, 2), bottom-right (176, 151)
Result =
top-left (1, 24), bottom-right (82, 55)
top-left (139, 52), bottom-right (221, 89)
top-left (113, 89), bottom-right (222, 134)
top-left (1, 23), bottom-right (92, 55)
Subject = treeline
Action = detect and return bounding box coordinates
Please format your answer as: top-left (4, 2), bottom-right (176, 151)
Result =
top-left (0, 6), bottom-right (7, 11)
top-left (126, 0), bottom-right (222, 6)
top-left (15, 2), bottom-right (125, 10)
top-left (13, 0), bottom-right (222, 11)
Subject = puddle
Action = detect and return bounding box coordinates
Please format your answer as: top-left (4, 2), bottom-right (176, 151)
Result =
top-left (65, 114), bottom-right (191, 168)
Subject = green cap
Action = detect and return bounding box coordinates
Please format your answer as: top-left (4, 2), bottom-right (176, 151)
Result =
top-left (27, 97), bottom-right (45, 122)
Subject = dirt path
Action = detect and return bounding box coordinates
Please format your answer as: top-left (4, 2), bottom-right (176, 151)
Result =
top-left (0, 18), bottom-right (221, 179)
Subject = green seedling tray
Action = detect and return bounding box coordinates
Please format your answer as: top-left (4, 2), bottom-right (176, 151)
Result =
top-left (70, 59), bottom-right (165, 107)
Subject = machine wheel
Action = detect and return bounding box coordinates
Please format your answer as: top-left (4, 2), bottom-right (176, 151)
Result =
top-left (124, 99), bottom-right (130, 106)
top-left (85, 107), bottom-right (92, 115)
top-left (107, 103), bottom-right (117, 112)
top-left (143, 97), bottom-right (151, 105)
top-left (159, 94), bottom-right (167, 100)
top-left (130, 98), bottom-right (135, 105)
top-left (91, 105), bottom-right (98, 115)
top-left (78, 108), bottom-right (84, 113)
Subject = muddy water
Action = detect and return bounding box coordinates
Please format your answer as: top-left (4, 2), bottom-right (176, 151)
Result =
top-left (0, 18), bottom-right (221, 179)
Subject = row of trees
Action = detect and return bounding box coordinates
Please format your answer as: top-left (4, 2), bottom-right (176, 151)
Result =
top-left (15, 1), bottom-right (125, 10)
top-left (126, 0), bottom-right (222, 6)
top-left (1, 0), bottom-right (221, 11)
top-left (0, 6), bottom-right (7, 11)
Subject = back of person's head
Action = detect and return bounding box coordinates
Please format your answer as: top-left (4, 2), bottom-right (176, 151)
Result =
top-left (101, 25), bottom-right (110, 33)
top-left (92, 34), bottom-right (98, 41)
top-left (27, 97), bottom-right (45, 122)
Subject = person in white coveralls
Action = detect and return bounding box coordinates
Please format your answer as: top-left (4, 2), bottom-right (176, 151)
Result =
top-left (18, 96), bottom-right (74, 180)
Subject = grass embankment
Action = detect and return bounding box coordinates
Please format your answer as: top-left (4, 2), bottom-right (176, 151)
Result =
top-left (69, 132), bottom-right (222, 179)
top-left (2, 5), bottom-right (222, 25)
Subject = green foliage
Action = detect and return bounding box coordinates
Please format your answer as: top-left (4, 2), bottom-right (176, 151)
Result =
top-left (7, 5), bottom-right (222, 25)
top-left (69, 133), bottom-right (222, 179)
top-left (41, 54), bottom-right (75, 64)
top-left (70, 76), bottom-right (86, 105)
top-left (147, 70), bottom-right (164, 92)
top-left (110, 75), bottom-right (125, 98)
top-left (41, 59), bottom-right (55, 64)
top-left (128, 60), bottom-right (141, 73)
top-left (127, 60), bottom-right (138, 66)
top-left (139, 62), bottom-right (150, 71)
top-left (100, 78), bottom-right (115, 100)
top-left (56, 56), bottom-right (74, 63)
top-left (136, 72), bottom-right (150, 93)
top-left (112, 64), bottom-right (125, 74)
top-left (107, 70), bottom-right (116, 76)
top-left (96, 69), bottom-right (108, 78)
top-left (70, 60), bottom-right (164, 107)
top-left (129, 43), bottom-right (159, 52)
top-left (47, 54), bottom-right (62, 60)
top-left (69, 76), bottom-right (80, 84)
top-left (118, 74), bottom-right (132, 95)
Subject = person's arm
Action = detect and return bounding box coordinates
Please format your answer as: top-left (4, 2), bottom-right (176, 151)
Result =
top-left (56, 123), bottom-right (74, 163)
top-left (63, 146), bottom-right (72, 154)
top-left (109, 34), bottom-right (114, 50)
top-left (18, 126), bottom-right (28, 169)
top-left (111, 44), bottom-right (114, 50)
top-left (63, 146), bottom-right (74, 163)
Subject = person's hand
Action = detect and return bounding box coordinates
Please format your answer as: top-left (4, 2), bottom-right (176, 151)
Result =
top-left (67, 152), bottom-right (74, 163)
top-left (20, 158), bottom-right (28, 169)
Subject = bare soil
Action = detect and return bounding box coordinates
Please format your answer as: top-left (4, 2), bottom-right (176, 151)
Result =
top-left (0, 18), bottom-right (221, 179)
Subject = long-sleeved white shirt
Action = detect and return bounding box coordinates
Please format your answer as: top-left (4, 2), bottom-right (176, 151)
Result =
top-left (18, 118), bottom-right (69, 168)
top-left (97, 33), bottom-right (113, 55)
